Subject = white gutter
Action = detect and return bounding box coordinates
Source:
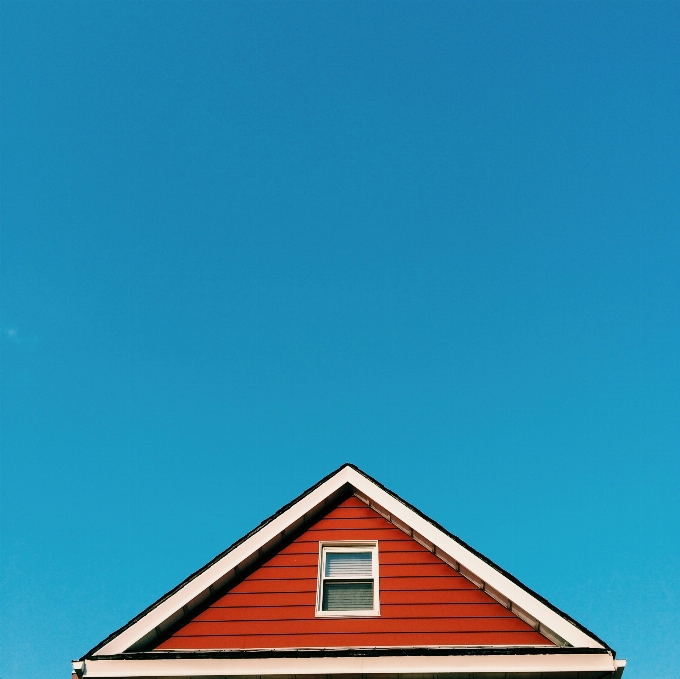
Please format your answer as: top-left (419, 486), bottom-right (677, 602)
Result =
top-left (75, 651), bottom-right (621, 678)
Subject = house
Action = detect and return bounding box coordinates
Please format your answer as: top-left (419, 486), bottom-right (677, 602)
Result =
top-left (72, 464), bottom-right (625, 678)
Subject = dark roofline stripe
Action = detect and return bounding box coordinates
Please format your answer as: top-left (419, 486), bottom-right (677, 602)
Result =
top-left (82, 463), bottom-right (613, 659)
top-left (87, 646), bottom-right (612, 661)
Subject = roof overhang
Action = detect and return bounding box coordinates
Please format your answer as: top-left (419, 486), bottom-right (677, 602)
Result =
top-left (73, 649), bottom-right (625, 678)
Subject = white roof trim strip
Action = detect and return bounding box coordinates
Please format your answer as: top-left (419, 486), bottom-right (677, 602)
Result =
top-left (95, 468), bottom-right (355, 655)
top-left (93, 466), bottom-right (605, 655)
top-left (348, 471), bottom-right (602, 649)
top-left (77, 653), bottom-right (620, 677)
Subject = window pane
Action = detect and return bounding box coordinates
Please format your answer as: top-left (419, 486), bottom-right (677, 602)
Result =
top-left (322, 581), bottom-right (374, 611)
top-left (325, 551), bottom-right (372, 577)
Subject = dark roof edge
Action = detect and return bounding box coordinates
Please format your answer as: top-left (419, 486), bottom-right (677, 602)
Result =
top-left (83, 462), bottom-right (613, 659)
top-left (88, 646), bottom-right (612, 661)
top-left (82, 463), bottom-right (353, 659)
top-left (344, 464), bottom-right (614, 654)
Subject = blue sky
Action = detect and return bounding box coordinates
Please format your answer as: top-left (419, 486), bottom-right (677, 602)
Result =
top-left (1, 2), bottom-right (678, 678)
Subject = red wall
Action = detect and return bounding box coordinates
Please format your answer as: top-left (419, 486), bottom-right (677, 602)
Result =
top-left (156, 496), bottom-right (552, 649)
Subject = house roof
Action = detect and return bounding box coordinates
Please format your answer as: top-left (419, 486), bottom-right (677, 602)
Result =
top-left (74, 464), bottom-right (623, 678)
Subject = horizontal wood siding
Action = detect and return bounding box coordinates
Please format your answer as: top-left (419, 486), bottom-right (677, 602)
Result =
top-left (156, 496), bottom-right (552, 650)
top-left (161, 631), bottom-right (549, 648)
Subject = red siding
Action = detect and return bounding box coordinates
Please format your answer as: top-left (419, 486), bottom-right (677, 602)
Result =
top-left (156, 496), bottom-right (552, 649)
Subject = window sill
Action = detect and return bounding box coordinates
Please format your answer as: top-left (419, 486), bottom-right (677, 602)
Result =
top-left (314, 609), bottom-right (381, 618)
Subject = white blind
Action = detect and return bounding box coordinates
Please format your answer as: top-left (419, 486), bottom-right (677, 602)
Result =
top-left (325, 551), bottom-right (373, 577)
top-left (322, 581), bottom-right (373, 611)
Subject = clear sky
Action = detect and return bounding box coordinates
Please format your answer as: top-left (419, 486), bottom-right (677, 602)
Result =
top-left (1, 2), bottom-right (678, 678)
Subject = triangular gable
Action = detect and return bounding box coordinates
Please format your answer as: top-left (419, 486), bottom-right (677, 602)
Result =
top-left (85, 464), bottom-right (610, 658)
top-left (154, 495), bottom-right (552, 650)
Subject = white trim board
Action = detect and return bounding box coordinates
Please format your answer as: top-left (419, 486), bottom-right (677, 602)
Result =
top-left (75, 653), bottom-right (624, 678)
top-left (88, 464), bottom-right (610, 657)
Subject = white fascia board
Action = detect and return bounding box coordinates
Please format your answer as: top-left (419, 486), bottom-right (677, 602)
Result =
top-left (95, 467), bottom-right (357, 655)
top-left (345, 469), bottom-right (604, 649)
top-left (78, 653), bottom-right (618, 678)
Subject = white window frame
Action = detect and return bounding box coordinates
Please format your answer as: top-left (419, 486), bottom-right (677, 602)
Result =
top-left (316, 541), bottom-right (380, 617)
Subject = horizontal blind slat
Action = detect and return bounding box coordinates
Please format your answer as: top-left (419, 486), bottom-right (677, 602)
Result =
top-left (322, 581), bottom-right (374, 611)
top-left (325, 552), bottom-right (372, 577)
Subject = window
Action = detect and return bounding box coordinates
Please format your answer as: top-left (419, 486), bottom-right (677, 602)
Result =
top-left (316, 542), bottom-right (379, 616)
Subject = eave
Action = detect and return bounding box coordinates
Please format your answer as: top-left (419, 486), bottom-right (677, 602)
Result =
top-left (73, 647), bottom-right (625, 678)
